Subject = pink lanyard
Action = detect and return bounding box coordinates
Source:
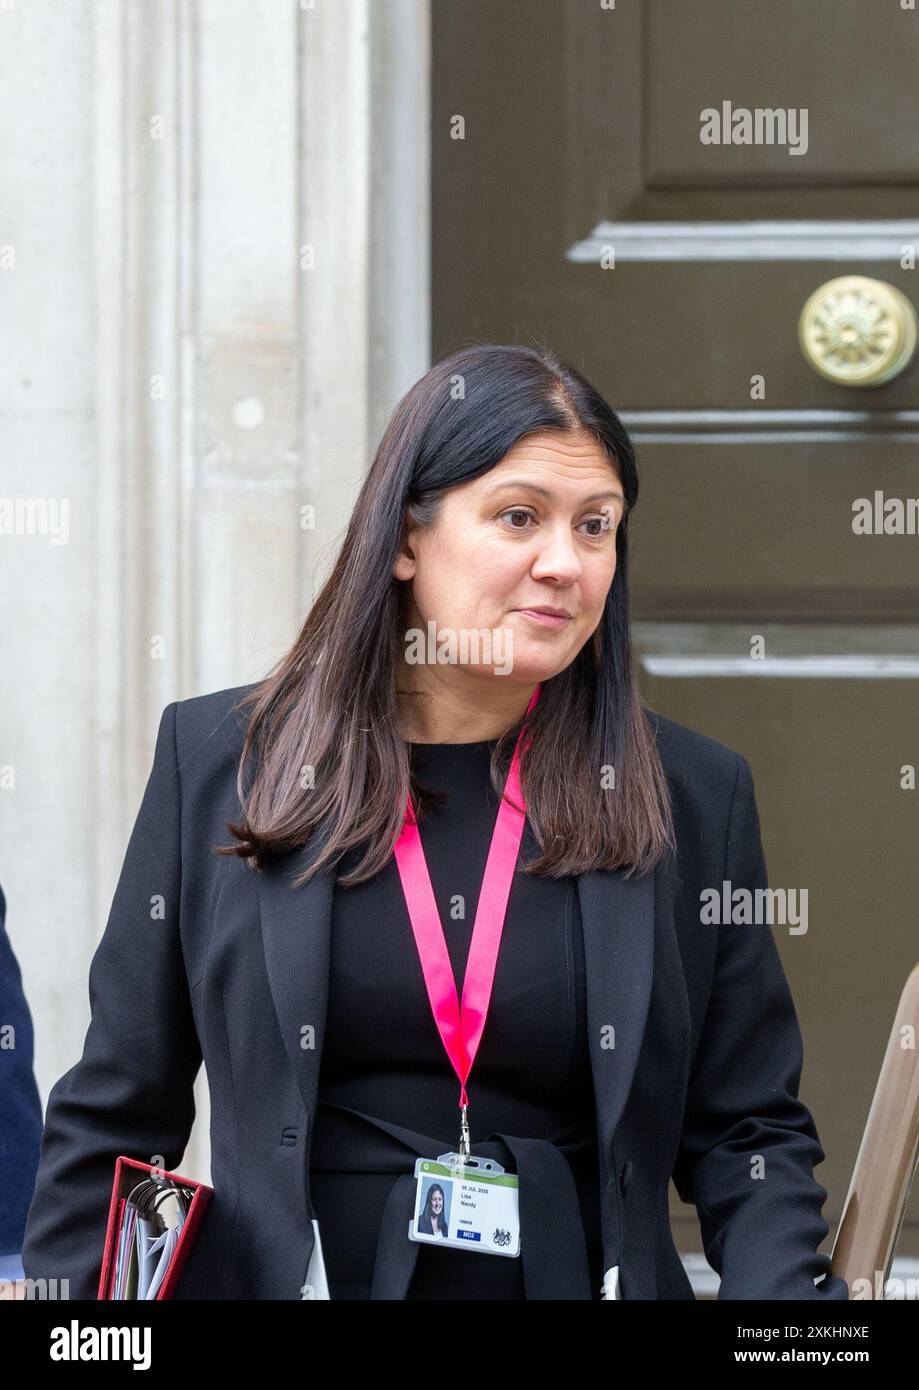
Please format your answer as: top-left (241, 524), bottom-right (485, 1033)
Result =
top-left (393, 683), bottom-right (541, 1158)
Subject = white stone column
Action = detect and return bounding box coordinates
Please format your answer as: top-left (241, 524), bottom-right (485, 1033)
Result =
top-left (2, 0), bottom-right (430, 1186)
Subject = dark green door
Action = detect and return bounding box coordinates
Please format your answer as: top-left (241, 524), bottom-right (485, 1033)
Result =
top-left (433, 0), bottom-right (919, 1279)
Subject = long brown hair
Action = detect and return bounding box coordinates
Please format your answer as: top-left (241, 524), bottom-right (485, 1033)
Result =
top-left (218, 343), bottom-right (674, 886)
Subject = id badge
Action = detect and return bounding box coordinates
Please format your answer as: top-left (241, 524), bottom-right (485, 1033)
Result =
top-left (408, 1153), bottom-right (520, 1257)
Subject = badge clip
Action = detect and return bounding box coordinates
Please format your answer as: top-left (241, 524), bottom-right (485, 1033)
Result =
top-left (435, 1151), bottom-right (506, 1176)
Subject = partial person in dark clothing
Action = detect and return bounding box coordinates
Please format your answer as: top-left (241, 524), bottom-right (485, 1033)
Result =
top-left (0, 884), bottom-right (44, 1284)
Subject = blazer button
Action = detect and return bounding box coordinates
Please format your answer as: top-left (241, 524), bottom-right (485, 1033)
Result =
top-left (619, 1160), bottom-right (633, 1198)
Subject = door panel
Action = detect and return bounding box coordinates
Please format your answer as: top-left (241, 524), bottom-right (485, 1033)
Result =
top-left (433, 0), bottom-right (919, 1269)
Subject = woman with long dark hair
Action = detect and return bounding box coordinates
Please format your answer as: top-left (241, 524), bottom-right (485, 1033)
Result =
top-left (417, 1184), bottom-right (448, 1239)
top-left (22, 343), bottom-right (848, 1301)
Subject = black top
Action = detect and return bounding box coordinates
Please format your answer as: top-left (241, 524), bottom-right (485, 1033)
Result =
top-left (308, 738), bottom-right (604, 1299)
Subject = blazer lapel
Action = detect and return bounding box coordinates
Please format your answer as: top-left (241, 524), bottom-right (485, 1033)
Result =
top-left (258, 827), bottom-right (336, 1123)
top-left (577, 867), bottom-right (656, 1174)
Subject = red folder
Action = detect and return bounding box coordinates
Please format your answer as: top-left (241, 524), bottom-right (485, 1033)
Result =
top-left (98, 1156), bottom-right (213, 1300)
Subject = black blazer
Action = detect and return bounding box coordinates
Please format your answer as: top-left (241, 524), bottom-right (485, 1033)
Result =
top-left (417, 1209), bottom-right (449, 1238)
top-left (22, 684), bottom-right (850, 1300)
